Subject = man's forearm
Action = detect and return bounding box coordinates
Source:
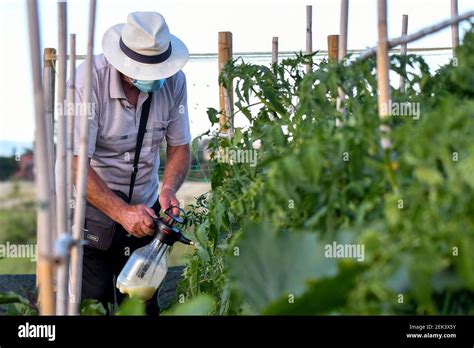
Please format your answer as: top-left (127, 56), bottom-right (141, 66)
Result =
top-left (73, 156), bottom-right (127, 223)
top-left (161, 144), bottom-right (190, 193)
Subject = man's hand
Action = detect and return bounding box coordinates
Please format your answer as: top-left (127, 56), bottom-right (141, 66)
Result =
top-left (159, 144), bottom-right (190, 220)
top-left (118, 204), bottom-right (157, 238)
top-left (159, 188), bottom-right (180, 219)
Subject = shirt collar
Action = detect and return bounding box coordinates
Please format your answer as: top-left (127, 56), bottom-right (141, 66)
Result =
top-left (109, 64), bottom-right (126, 100)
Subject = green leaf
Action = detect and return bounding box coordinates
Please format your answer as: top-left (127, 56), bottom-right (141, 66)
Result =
top-left (452, 235), bottom-right (474, 288)
top-left (0, 292), bottom-right (37, 315)
top-left (240, 106), bottom-right (253, 121)
top-left (207, 107), bottom-right (219, 125)
top-left (458, 152), bottom-right (474, 189)
top-left (262, 261), bottom-right (366, 315)
top-left (3, 302), bottom-right (36, 315)
top-left (115, 297), bottom-right (146, 316)
top-left (0, 291), bottom-right (25, 304)
top-left (414, 167), bottom-right (443, 186)
top-left (80, 299), bottom-right (107, 316)
top-left (227, 220), bottom-right (338, 311)
top-left (260, 85), bottom-right (286, 116)
top-left (165, 294), bottom-right (215, 315)
top-left (232, 128), bottom-right (243, 145)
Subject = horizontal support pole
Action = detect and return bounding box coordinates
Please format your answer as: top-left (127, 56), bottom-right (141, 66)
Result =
top-left (43, 46), bottom-right (455, 63)
top-left (359, 10), bottom-right (474, 60)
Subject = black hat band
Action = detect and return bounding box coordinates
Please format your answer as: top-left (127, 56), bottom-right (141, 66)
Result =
top-left (119, 37), bottom-right (172, 64)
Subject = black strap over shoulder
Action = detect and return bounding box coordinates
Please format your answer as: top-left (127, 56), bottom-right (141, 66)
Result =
top-left (128, 93), bottom-right (153, 203)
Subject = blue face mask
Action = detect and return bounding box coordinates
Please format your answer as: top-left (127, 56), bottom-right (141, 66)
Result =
top-left (131, 78), bottom-right (165, 93)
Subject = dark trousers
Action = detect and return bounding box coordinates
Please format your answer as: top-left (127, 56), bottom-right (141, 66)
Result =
top-left (81, 199), bottom-right (161, 316)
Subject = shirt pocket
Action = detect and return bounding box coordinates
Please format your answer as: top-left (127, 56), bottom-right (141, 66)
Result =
top-left (151, 120), bottom-right (170, 151)
top-left (136, 120), bottom-right (169, 168)
top-left (96, 133), bottom-right (137, 160)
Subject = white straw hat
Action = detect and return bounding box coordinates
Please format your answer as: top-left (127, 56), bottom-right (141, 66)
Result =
top-left (102, 12), bottom-right (189, 80)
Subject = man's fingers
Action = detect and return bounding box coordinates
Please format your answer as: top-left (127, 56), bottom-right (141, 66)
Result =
top-left (133, 225), bottom-right (146, 237)
top-left (166, 198), bottom-right (179, 216)
top-left (158, 196), bottom-right (168, 210)
top-left (145, 206), bottom-right (157, 218)
top-left (141, 224), bottom-right (155, 236)
top-left (131, 230), bottom-right (144, 238)
top-left (141, 217), bottom-right (155, 236)
top-left (143, 215), bottom-right (154, 228)
top-left (158, 192), bottom-right (181, 222)
top-left (171, 206), bottom-right (180, 217)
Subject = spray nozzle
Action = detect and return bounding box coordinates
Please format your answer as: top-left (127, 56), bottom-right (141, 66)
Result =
top-left (179, 234), bottom-right (194, 245)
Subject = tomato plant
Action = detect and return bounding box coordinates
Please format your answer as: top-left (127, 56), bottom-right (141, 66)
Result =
top-left (178, 27), bottom-right (474, 315)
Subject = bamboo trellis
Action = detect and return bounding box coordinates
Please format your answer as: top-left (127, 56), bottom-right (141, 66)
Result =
top-left (27, 0), bottom-right (97, 316)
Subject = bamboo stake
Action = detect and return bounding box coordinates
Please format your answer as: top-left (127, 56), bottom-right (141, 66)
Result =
top-left (399, 15), bottom-right (408, 93)
top-left (67, 34), bottom-right (76, 241)
top-left (358, 10), bottom-right (474, 60)
top-left (327, 35), bottom-right (339, 61)
top-left (328, 35), bottom-right (344, 120)
top-left (27, 0), bottom-right (55, 315)
top-left (338, 0), bottom-right (348, 60)
top-left (305, 5), bottom-right (313, 73)
top-left (41, 48), bottom-right (57, 290)
top-left (42, 48), bottom-right (56, 193)
top-left (272, 37), bottom-right (279, 65)
top-left (55, 34), bottom-right (76, 317)
top-left (337, 0), bottom-right (349, 112)
top-left (218, 31), bottom-right (233, 135)
top-left (69, 0), bottom-right (97, 316)
top-left (377, 0), bottom-right (390, 120)
top-left (451, 0), bottom-right (459, 52)
top-left (56, 0), bottom-right (68, 316)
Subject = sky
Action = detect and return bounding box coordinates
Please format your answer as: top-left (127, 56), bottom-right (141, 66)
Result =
top-left (0, 0), bottom-right (473, 144)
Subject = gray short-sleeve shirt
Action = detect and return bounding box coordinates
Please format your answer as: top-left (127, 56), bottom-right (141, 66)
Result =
top-left (72, 54), bottom-right (191, 206)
